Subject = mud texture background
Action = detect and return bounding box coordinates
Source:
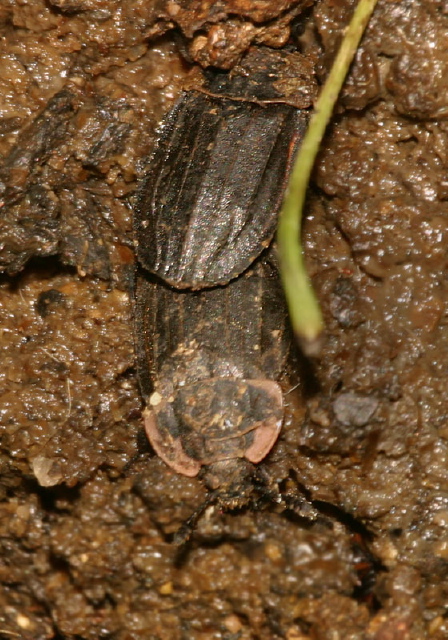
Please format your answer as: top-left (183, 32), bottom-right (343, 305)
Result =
top-left (1, 0), bottom-right (448, 638)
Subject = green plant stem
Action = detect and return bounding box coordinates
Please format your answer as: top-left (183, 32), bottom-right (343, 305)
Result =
top-left (277, 0), bottom-right (379, 356)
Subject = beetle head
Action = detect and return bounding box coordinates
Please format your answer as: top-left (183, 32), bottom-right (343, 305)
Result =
top-left (172, 458), bottom-right (263, 544)
top-left (202, 458), bottom-right (257, 509)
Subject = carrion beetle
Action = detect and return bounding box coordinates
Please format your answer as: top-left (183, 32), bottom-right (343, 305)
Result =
top-left (134, 47), bottom-right (318, 538)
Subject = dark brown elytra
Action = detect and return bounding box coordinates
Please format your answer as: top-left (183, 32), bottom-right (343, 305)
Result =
top-left (134, 47), bottom-right (317, 538)
top-left (134, 95), bottom-right (306, 290)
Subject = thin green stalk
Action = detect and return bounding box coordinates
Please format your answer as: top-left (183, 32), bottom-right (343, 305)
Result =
top-left (277, 0), bottom-right (379, 356)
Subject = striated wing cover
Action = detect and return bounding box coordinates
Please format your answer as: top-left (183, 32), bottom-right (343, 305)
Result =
top-left (134, 91), bottom-right (307, 289)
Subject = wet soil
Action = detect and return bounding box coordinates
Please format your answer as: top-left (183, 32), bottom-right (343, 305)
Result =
top-left (1, 1), bottom-right (448, 638)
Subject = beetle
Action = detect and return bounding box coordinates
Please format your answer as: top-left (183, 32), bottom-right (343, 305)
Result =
top-left (134, 47), bottom-right (317, 537)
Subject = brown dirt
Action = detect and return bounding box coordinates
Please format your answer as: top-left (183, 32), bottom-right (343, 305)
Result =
top-left (1, 1), bottom-right (448, 638)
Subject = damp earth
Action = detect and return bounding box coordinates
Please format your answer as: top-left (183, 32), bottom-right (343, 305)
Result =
top-left (1, 1), bottom-right (448, 638)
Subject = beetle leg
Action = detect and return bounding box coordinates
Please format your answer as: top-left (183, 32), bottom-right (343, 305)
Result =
top-left (172, 491), bottom-right (217, 546)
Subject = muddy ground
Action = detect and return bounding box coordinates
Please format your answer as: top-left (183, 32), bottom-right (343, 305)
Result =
top-left (1, 0), bottom-right (448, 638)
